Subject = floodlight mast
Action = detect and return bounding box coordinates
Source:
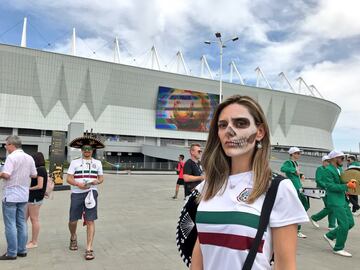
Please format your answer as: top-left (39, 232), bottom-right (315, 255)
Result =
top-left (204, 32), bottom-right (239, 103)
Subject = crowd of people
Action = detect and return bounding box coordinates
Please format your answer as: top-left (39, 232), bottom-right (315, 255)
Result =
top-left (0, 94), bottom-right (359, 269)
top-left (0, 134), bottom-right (105, 261)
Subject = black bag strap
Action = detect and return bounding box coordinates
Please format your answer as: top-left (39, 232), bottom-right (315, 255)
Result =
top-left (242, 173), bottom-right (284, 270)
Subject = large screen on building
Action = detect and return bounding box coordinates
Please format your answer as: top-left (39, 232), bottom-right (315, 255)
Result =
top-left (156, 86), bottom-right (219, 132)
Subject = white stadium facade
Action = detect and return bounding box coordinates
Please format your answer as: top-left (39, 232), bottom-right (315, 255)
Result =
top-left (0, 40), bottom-right (341, 169)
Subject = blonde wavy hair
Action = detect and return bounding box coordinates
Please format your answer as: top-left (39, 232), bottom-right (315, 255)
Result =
top-left (201, 95), bottom-right (272, 204)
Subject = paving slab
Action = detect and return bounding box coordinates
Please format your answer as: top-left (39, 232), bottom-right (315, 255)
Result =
top-left (0, 174), bottom-right (359, 269)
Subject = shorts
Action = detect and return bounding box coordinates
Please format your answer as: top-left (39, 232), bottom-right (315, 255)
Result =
top-left (176, 178), bottom-right (184, 185)
top-left (69, 190), bottom-right (98, 222)
top-left (28, 199), bottom-right (43, 205)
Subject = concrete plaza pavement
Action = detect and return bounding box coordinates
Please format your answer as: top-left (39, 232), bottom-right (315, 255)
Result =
top-left (0, 173), bottom-right (359, 269)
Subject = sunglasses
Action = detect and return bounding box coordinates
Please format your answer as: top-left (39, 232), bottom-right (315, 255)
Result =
top-left (197, 150), bottom-right (202, 154)
top-left (82, 146), bottom-right (93, 151)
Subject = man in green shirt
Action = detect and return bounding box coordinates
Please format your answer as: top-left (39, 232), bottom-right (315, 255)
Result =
top-left (280, 146), bottom-right (309, 238)
top-left (323, 150), bottom-right (355, 257)
top-left (347, 155), bottom-right (360, 216)
top-left (310, 155), bottom-right (336, 230)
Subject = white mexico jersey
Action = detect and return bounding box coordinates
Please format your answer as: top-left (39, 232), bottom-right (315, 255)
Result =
top-left (196, 171), bottom-right (308, 270)
top-left (67, 158), bottom-right (103, 194)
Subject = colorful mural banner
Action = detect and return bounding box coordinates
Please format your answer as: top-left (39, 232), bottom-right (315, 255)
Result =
top-left (156, 86), bottom-right (219, 132)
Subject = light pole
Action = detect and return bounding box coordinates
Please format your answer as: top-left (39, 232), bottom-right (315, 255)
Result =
top-left (205, 32), bottom-right (239, 103)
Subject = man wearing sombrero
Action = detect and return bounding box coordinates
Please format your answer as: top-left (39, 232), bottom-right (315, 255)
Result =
top-left (66, 133), bottom-right (105, 260)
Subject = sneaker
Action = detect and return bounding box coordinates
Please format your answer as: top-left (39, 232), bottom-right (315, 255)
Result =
top-left (352, 209), bottom-right (360, 216)
top-left (172, 196), bottom-right (177, 199)
top-left (333, 250), bottom-right (352, 257)
top-left (328, 227), bottom-right (336, 231)
top-left (324, 234), bottom-right (335, 249)
top-left (310, 218), bottom-right (320, 228)
top-left (297, 232), bottom-right (307, 238)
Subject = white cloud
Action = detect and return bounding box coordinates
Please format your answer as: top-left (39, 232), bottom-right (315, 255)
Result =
top-left (302, 0), bottom-right (360, 39)
top-left (300, 56), bottom-right (360, 124)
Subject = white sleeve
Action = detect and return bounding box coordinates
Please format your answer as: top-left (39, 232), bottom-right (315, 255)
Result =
top-left (97, 161), bottom-right (103, 175)
top-left (67, 161), bottom-right (76, 175)
top-left (2, 155), bottom-right (14, 175)
top-left (30, 158), bottom-right (37, 176)
top-left (269, 179), bottom-right (309, 228)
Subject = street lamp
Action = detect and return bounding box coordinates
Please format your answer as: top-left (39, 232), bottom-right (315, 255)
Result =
top-left (205, 32), bottom-right (239, 103)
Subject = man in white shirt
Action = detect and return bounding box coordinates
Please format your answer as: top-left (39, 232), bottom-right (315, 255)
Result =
top-left (0, 135), bottom-right (37, 260)
top-left (66, 134), bottom-right (104, 261)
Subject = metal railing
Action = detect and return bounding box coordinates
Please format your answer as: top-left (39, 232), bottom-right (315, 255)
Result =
top-left (103, 160), bottom-right (177, 171)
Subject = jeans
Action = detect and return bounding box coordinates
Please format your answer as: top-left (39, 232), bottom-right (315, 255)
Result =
top-left (2, 201), bottom-right (28, 256)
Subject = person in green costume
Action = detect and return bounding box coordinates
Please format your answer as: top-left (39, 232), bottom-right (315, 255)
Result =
top-left (280, 146), bottom-right (309, 238)
top-left (323, 150), bottom-right (356, 257)
top-left (310, 155), bottom-right (336, 230)
top-left (346, 155), bottom-right (360, 216)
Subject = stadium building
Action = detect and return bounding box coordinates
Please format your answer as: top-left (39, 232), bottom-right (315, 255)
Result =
top-left (0, 22), bottom-right (341, 172)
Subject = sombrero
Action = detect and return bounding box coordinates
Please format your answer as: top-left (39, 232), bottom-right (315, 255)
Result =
top-left (69, 131), bottom-right (105, 149)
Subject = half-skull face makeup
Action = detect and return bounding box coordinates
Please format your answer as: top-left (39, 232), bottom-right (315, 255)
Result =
top-left (217, 103), bottom-right (260, 157)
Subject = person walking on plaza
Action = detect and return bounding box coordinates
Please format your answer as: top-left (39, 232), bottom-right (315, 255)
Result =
top-left (66, 134), bottom-right (105, 260)
top-left (183, 144), bottom-right (205, 197)
top-left (172, 154), bottom-right (185, 199)
top-left (346, 155), bottom-right (360, 216)
top-left (26, 152), bottom-right (48, 249)
top-left (280, 147), bottom-right (309, 238)
top-left (0, 135), bottom-right (37, 260)
top-left (190, 95), bottom-right (308, 270)
top-left (323, 150), bottom-right (355, 257)
top-left (310, 155), bottom-right (336, 230)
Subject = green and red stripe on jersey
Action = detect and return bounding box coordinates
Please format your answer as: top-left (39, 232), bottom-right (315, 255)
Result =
top-left (196, 211), bottom-right (264, 252)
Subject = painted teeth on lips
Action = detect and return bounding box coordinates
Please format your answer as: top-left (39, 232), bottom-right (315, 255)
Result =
top-left (226, 139), bottom-right (246, 147)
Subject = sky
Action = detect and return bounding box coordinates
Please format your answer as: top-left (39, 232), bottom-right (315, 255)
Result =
top-left (0, 0), bottom-right (359, 152)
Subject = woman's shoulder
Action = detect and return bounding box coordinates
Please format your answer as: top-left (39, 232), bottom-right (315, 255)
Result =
top-left (37, 166), bottom-right (47, 172)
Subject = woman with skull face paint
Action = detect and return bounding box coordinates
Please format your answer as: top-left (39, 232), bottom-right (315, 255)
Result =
top-left (190, 95), bottom-right (308, 270)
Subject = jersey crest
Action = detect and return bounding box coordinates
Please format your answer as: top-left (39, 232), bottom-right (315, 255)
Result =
top-left (237, 188), bottom-right (252, 202)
